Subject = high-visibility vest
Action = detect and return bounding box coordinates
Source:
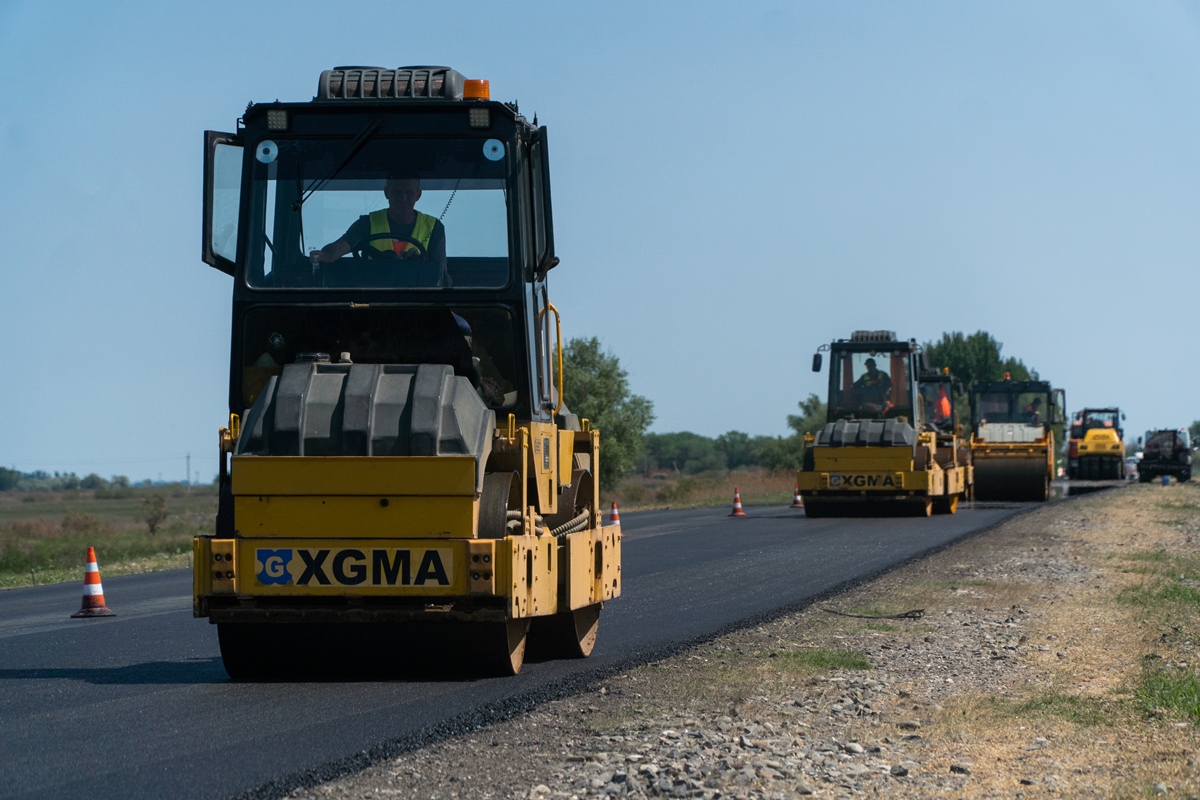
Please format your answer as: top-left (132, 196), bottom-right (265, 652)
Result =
top-left (937, 385), bottom-right (952, 419)
top-left (369, 209), bottom-right (436, 257)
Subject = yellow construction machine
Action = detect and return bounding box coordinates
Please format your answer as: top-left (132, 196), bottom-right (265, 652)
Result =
top-left (193, 67), bottom-right (619, 678)
top-left (1067, 408), bottom-right (1126, 480)
top-left (968, 378), bottom-right (1065, 501)
top-left (918, 367), bottom-right (973, 513)
top-left (797, 331), bottom-right (966, 517)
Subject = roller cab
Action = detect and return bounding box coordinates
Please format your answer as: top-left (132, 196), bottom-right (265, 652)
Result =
top-left (968, 378), bottom-right (1064, 501)
top-left (194, 67), bottom-right (619, 677)
top-left (917, 367), bottom-right (972, 513)
top-left (798, 331), bottom-right (957, 517)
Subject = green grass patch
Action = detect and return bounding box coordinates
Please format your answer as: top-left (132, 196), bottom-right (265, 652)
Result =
top-left (1110, 551), bottom-right (1200, 581)
top-left (1119, 581), bottom-right (1200, 609)
top-left (1153, 502), bottom-right (1200, 512)
top-left (0, 489), bottom-right (216, 587)
top-left (988, 692), bottom-right (1118, 726)
top-left (859, 622), bottom-right (897, 632)
top-left (1120, 550), bottom-right (1174, 563)
top-left (769, 648), bottom-right (872, 673)
top-left (1137, 666), bottom-right (1200, 725)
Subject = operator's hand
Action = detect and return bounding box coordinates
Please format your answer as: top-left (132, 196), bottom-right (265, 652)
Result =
top-left (310, 249), bottom-right (338, 264)
top-left (480, 377), bottom-right (505, 406)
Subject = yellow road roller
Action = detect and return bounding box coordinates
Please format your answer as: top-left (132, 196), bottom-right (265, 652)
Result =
top-left (798, 331), bottom-right (962, 517)
top-left (968, 378), bottom-right (1065, 501)
top-left (193, 67), bottom-right (619, 678)
top-left (1067, 408), bottom-right (1126, 480)
top-left (918, 367), bottom-right (973, 513)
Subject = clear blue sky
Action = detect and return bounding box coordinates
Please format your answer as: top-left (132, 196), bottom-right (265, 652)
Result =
top-left (2, 1), bottom-right (1198, 482)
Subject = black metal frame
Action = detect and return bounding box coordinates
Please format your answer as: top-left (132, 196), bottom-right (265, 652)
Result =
top-left (202, 96), bottom-right (557, 426)
top-left (824, 339), bottom-right (922, 425)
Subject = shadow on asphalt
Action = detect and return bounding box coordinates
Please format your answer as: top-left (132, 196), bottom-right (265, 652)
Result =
top-left (0, 657), bottom-right (227, 685)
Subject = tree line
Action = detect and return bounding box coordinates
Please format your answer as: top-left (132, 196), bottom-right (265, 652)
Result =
top-left (1, 469), bottom-right (137, 493)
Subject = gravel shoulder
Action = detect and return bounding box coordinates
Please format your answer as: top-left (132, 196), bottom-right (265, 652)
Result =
top-left (290, 483), bottom-right (1200, 800)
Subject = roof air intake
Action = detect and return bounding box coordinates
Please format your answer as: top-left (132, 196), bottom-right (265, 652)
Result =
top-left (316, 66), bottom-right (466, 101)
top-left (850, 330), bottom-right (897, 343)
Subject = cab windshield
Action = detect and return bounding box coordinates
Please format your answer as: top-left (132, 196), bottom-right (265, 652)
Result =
top-left (245, 136), bottom-right (510, 289)
top-left (828, 350), bottom-right (914, 422)
top-left (973, 390), bottom-right (1051, 425)
top-left (1080, 410), bottom-right (1120, 432)
top-left (1145, 430), bottom-right (1184, 452)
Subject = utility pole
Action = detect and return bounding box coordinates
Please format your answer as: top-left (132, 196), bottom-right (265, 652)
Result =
top-left (186, 453), bottom-right (191, 490)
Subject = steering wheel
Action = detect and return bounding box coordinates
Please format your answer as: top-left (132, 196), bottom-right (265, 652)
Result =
top-left (350, 233), bottom-right (428, 261)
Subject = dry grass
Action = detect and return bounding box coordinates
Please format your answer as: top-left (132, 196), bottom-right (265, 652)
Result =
top-left (907, 483), bottom-right (1200, 798)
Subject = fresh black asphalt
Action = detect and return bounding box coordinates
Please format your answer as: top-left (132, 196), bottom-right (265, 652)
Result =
top-left (0, 504), bottom-right (1026, 800)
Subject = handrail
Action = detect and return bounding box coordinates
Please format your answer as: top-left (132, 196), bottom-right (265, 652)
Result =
top-left (547, 302), bottom-right (563, 416)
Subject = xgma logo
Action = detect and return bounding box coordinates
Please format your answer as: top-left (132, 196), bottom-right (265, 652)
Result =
top-left (829, 474), bottom-right (898, 489)
top-left (255, 548), bottom-right (452, 587)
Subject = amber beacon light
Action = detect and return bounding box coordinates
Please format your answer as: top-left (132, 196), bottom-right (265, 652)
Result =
top-left (463, 79), bottom-right (490, 100)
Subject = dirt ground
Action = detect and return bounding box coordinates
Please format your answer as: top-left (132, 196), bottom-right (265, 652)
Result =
top-left (286, 482), bottom-right (1200, 800)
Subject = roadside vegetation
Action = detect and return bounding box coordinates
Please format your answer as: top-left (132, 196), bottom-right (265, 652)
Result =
top-left (0, 484), bottom-right (216, 588)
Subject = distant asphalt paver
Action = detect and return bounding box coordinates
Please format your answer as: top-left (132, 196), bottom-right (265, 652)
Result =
top-left (0, 503), bottom-right (1029, 800)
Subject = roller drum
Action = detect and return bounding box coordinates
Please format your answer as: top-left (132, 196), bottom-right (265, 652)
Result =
top-left (973, 455), bottom-right (1049, 502)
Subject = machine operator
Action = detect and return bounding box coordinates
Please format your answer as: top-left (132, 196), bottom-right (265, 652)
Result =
top-left (310, 177), bottom-right (448, 279)
top-left (854, 358), bottom-right (892, 408)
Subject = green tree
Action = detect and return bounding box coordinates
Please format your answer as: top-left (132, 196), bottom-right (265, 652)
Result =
top-left (1190, 420), bottom-right (1200, 444)
top-left (142, 494), bottom-right (169, 534)
top-left (561, 337), bottom-right (655, 489)
top-left (80, 473), bottom-right (109, 490)
top-left (786, 394), bottom-right (827, 437)
top-left (715, 431), bottom-right (779, 470)
top-left (923, 331), bottom-right (1037, 385)
top-left (643, 432), bottom-right (724, 474)
top-left (758, 394), bottom-right (828, 470)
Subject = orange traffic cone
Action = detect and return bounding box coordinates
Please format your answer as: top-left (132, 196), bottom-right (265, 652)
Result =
top-left (609, 501), bottom-right (621, 527)
top-left (71, 547), bottom-right (116, 618)
top-left (791, 483), bottom-right (804, 508)
top-left (730, 488), bottom-right (747, 517)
